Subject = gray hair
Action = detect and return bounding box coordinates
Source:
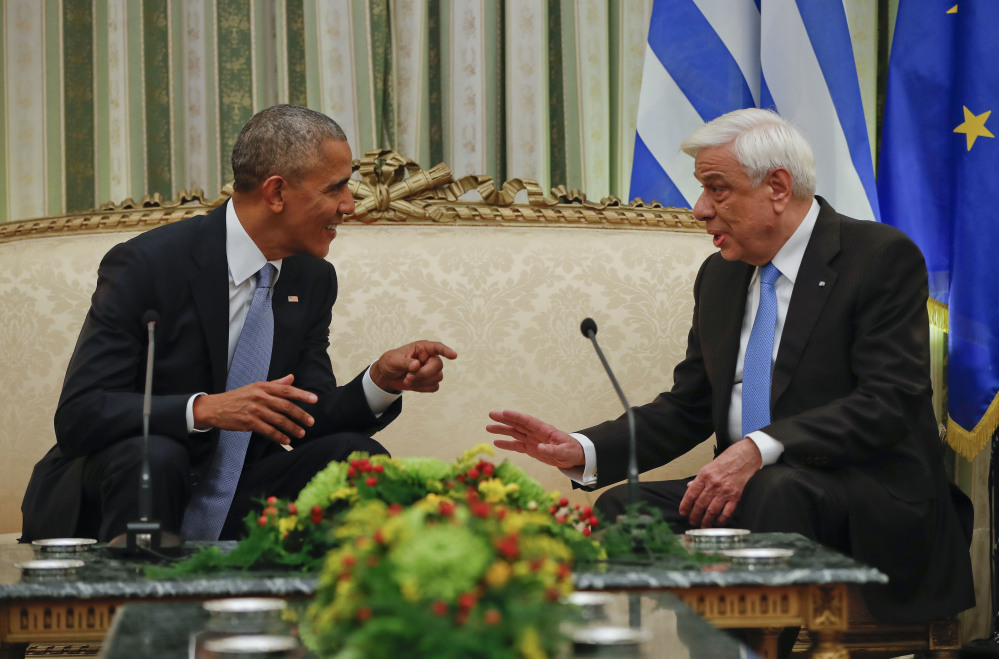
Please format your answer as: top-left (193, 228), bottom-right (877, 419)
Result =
top-left (231, 104), bottom-right (348, 192)
top-left (681, 108), bottom-right (816, 200)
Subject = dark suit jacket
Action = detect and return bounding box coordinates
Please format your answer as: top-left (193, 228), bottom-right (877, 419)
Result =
top-left (581, 198), bottom-right (974, 622)
top-left (22, 204), bottom-right (400, 539)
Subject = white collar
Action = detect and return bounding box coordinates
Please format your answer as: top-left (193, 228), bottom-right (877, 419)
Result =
top-left (767, 198), bottom-right (820, 285)
top-left (225, 200), bottom-right (283, 286)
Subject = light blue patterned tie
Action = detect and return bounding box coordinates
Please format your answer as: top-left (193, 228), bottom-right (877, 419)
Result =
top-left (742, 262), bottom-right (781, 438)
top-left (181, 263), bottom-right (276, 540)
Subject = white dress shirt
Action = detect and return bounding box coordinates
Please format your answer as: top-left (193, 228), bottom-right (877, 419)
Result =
top-left (185, 200), bottom-right (399, 432)
top-left (565, 199), bottom-right (820, 485)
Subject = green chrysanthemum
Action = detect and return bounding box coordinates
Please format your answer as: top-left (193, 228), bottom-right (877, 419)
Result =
top-left (295, 459), bottom-right (351, 512)
top-left (388, 518), bottom-right (492, 602)
top-left (492, 462), bottom-right (549, 508)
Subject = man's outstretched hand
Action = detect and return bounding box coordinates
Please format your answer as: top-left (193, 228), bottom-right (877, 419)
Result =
top-left (370, 341), bottom-right (458, 393)
top-left (486, 409), bottom-right (585, 469)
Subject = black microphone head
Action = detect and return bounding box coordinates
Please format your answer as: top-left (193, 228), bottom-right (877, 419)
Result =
top-left (142, 310), bottom-right (160, 326)
top-left (580, 317), bottom-right (597, 338)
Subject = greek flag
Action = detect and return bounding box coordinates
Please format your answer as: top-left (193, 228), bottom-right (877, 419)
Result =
top-left (630, 0), bottom-right (879, 223)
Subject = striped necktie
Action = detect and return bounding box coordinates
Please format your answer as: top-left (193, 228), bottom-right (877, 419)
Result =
top-left (181, 263), bottom-right (276, 540)
top-left (742, 262), bottom-right (781, 438)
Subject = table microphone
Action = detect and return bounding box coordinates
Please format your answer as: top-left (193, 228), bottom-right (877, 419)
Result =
top-left (108, 310), bottom-right (181, 556)
top-left (580, 318), bottom-right (639, 513)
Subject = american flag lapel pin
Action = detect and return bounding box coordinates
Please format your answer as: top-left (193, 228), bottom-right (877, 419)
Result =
top-left (287, 295), bottom-right (299, 303)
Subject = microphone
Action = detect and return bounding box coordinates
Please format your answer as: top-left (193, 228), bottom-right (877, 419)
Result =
top-left (580, 318), bottom-right (639, 516)
top-left (139, 310), bottom-right (159, 524)
top-left (109, 310), bottom-right (181, 556)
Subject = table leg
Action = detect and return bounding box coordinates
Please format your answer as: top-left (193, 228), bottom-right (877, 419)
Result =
top-left (809, 629), bottom-right (848, 659)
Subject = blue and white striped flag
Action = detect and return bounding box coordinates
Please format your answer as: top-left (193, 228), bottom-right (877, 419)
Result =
top-left (630, 0), bottom-right (879, 222)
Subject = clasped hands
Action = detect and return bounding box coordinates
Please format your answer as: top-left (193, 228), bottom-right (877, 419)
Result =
top-left (192, 340), bottom-right (457, 445)
top-left (486, 409), bottom-right (762, 528)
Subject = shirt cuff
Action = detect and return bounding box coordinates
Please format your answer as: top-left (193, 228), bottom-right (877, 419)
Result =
top-left (747, 430), bottom-right (784, 465)
top-left (559, 432), bottom-right (598, 486)
top-left (186, 393), bottom-right (211, 433)
top-left (363, 365), bottom-right (402, 417)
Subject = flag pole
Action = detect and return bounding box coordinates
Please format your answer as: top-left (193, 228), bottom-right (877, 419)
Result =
top-left (962, 431), bottom-right (999, 656)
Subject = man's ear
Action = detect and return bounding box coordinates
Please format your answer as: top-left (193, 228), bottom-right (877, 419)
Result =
top-left (260, 175), bottom-right (286, 212)
top-left (768, 167), bottom-right (793, 213)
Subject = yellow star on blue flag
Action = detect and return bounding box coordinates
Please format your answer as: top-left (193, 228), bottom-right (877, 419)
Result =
top-left (954, 106), bottom-right (994, 150)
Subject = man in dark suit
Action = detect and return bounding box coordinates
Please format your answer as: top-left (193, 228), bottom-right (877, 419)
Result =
top-left (21, 104), bottom-right (456, 543)
top-left (487, 108), bottom-right (973, 624)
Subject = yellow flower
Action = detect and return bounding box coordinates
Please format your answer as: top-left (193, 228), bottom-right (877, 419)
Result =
top-left (400, 580), bottom-right (420, 601)
top-left (519, 627), bottom-right (548, 659)
top-left (478, 478), bottom-right (519, 503)
top-left (484, 560), bottom-right (512, 588)
top-left (278, 516), bottom-right (300, 537)
top-left (460, 444), bottom-right (494, 462)
top-left (329, 486), bottom-right (356, 503)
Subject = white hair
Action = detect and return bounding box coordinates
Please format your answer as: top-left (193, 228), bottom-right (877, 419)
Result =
top-left (680, 108), bottom-right (816, 200)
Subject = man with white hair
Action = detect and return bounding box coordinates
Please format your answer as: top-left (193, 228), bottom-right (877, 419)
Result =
top-left (488, 108), bottom-right (974, 626)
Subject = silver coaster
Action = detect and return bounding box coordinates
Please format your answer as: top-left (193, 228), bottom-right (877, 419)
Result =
top-left (31, 538), bottom-right (98, 555)
top-left (719, 547), bottom-right (794, 568)
top-left (572, 625), bottom-right (651, 657)
top-left (203, 598), bottom-right (288, 633)
top-left (15, 559), bottom-right (85, 578)
top-left (684, 528), bottom-right (751, 550)
top-left (567, 591), bottom-right (617, 622)
top-left (199, 634), bottom-right (301, 657)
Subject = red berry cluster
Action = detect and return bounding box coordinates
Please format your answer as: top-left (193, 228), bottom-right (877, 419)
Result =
top-left (455, 460), bottom-right (495, 487)
top-left (347, 457), bottom-right (384, 488)
top-left (257, 495), bottom-right (281, 526)
top-left (549, 499), bottom-right (600, 537)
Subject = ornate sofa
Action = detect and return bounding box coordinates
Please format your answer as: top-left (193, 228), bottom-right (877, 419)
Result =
top-left (0, 150), bottom-right (715, 538)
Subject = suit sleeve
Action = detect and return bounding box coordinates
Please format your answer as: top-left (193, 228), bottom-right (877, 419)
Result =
top-left (767, 231), bottom-right (935, 467)
top-left (54, 241), bottom-right (190, 457)
top-left (289, 263), bottom-right (400, 442)
top-left (581, 259), bottom-right (717, 488)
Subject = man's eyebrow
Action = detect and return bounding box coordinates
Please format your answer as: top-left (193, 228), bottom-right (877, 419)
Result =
top-left (326, 175), bottom-right (351, 190)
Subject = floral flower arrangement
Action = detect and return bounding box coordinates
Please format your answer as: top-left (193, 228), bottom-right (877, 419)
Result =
top-left (158, 445), bottom-right (604, 575)
top-left (304, 492), bottom-right (580, 658)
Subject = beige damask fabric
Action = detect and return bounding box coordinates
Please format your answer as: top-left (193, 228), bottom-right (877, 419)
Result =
top-left (0, 224), bottom-right (716, 534)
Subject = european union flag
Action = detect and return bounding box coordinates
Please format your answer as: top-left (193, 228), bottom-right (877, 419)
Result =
top-left (879, 2), bottom-right (999, 458)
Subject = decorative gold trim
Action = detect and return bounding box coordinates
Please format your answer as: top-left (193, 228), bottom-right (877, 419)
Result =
top-left (1, 150), bottom-right (702, 244)
top-left (928, 297), bottom-right (948, 332)
top-left (806, 584), bottom-right (847, 630)
top-left (1, 601), bottom-right (117, 643)
top-left (673, 586), bottom-right (804, 628)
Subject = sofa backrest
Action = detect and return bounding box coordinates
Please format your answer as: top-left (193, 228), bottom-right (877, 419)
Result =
top-left (0, 151), bottom-right (716, 535)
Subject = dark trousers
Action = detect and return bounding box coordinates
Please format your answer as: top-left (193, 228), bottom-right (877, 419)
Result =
top-left (75, 432), bottom-right (387, 541)
top-left (594, 463), bottom-right (851, 552)
top-left (594, 464), bottom-right (852, 659)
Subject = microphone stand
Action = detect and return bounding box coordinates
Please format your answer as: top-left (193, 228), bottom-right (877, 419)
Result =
top-left (581, 318), bottom-right (644, 548)
top-left (108, 311), bottom-right (181, 557)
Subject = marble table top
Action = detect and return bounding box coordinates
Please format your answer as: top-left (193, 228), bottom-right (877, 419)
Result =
top-left (0, 532), bottom-right (885, 602)
top-left (101, 593), bottom-right (759, 658)
top-left (574, 531), bottom-right (888, 591)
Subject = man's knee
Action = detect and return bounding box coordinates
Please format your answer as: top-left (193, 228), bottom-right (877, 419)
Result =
top-left (304, 432), bottom-right (389, 462)
top-left (106, 436), bottom-right (190, 484)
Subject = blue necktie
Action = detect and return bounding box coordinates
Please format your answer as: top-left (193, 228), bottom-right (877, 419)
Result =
top-left (742, 262), bottom-right (781, 438)
top-left (181, 263), bottom-right (276, 540)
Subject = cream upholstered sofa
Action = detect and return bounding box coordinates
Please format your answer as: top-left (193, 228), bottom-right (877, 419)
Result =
top-left (0, 150), bottom-right (715, 537)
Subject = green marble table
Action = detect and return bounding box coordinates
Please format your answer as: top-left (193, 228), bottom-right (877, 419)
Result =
top-left (0, 533), bottom-right (884, 658)
top-left (100, 593), bottom-right (758, 658)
